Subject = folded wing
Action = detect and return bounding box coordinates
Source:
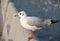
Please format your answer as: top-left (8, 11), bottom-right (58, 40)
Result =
top-left (26, 17), bottom-right (43, 27)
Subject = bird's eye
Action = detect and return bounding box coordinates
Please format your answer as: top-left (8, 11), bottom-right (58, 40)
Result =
top-left (20, 13), bottom-right (21, 15)
top-left (22, 14), bottom-right (24, 15)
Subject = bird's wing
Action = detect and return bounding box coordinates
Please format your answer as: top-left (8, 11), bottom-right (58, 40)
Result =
top-left (26, 17), bottom-right (43, 27)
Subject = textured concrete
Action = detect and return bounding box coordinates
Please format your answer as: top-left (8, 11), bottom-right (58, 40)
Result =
top-left (0, 0), bottom-right (5, 41)
top-left (1, 0), bottom-right (34, 41)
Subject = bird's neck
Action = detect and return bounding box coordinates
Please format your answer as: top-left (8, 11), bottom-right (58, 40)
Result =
top-left (20, 16), bottom-right (26, 19)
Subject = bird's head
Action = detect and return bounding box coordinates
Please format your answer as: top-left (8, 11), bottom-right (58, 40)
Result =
top-left (15, 11), bottom-right (27, 18)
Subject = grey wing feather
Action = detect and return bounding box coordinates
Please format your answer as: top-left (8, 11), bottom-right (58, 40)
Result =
top-left (26, 17), bottom-right (43, 27)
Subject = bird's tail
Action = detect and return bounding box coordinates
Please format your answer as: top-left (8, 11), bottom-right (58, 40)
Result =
top-left (44, 19), bottom-right (59, 25)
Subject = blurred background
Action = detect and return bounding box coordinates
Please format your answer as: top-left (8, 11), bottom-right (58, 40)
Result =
top-left (1, 0), bottom-right (60, 41)
top-left (10, 0), bottom-right (60, 41)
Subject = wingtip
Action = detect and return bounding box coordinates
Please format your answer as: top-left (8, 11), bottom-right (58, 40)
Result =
top-left (51, 19), bottom-right (59, 24)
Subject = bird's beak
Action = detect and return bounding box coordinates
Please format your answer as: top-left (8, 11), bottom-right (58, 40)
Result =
top-left (14, 14), bottom-right (18, 17)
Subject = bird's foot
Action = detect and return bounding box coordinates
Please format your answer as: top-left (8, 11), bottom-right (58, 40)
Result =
top-left (28, 31), bottom-right (35, 41)
top-left (28, 36), bottom-right (33, 41)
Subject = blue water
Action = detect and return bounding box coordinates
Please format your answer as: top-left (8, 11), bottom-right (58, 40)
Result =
top-left (11, 0), bottom-right (60, 41)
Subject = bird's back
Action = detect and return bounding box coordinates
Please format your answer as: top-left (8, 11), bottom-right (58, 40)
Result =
top-left (23, 16), bottom-right (43, 27)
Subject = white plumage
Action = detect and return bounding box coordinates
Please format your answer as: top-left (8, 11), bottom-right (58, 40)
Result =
top-left (15, 11), bottom-right (59, 41)
top-left (15, 11), bottom-right (54, 31)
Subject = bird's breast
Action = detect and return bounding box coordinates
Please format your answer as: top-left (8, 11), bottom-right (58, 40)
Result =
top-left (20, 18), bottom-right (36, 30)
top-left (20, 18), bottom-right (30, 29)
top-left (20, 18), bottom-right (26, 26)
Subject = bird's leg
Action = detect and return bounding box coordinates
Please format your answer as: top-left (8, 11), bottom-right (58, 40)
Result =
top-left (28, 31), bottom-right (35, 41)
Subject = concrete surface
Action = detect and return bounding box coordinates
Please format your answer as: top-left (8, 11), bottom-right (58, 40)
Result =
top-left (0, 0), bottom-right (5, 41)
top-left (1, 0), bottom-right (34, 41)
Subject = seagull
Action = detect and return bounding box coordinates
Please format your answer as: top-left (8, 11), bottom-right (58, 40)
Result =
top-left (15, 11), bottom-right (59, 41)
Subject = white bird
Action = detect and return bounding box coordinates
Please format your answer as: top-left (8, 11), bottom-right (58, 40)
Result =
top-left (15, 11), bottom-right (59, 41)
